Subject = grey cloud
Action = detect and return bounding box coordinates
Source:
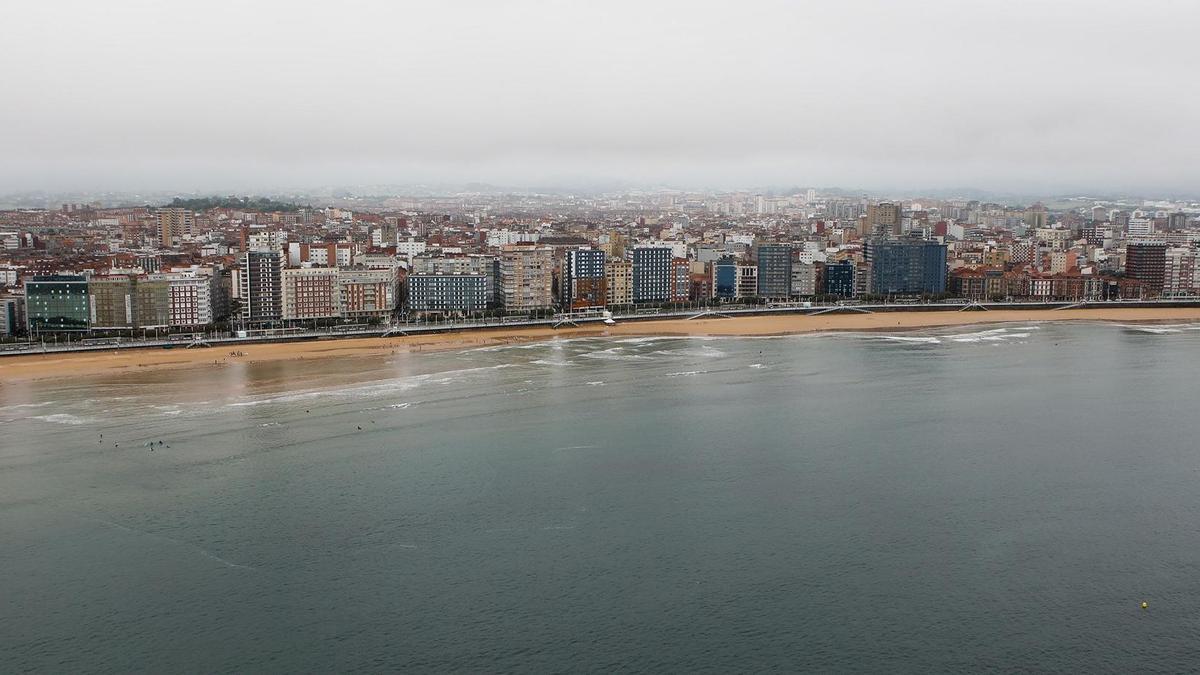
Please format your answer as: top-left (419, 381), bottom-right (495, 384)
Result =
top-left (1, 0), bottom-right (1197, 194)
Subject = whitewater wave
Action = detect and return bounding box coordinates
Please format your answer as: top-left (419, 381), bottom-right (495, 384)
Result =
top-left (945, 327), bottom-right (1030, 343)
top-left (868, 335), bottom-right (942, 344)
top-left (581, 347), bottom-right (649, 361)
top-left (30, 413), bottom-right (90, 425)
top-left (227, 364), bottom-right (514, 407)
top-left (616, 336), bottom-right (667, 345)
top-left (653, 346), bottom-right (727, 358)
top-left (0, 401), bottom-right (55, 412)
top-left (1119, 323), bottom-right (1200, 334)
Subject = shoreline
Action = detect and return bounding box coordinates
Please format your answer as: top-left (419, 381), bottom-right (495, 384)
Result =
top-left (3, 306), bottom-right (1200, 384)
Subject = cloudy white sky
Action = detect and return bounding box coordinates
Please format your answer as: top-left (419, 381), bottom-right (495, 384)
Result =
top-left (1, 0), bottom-right (1196, 194)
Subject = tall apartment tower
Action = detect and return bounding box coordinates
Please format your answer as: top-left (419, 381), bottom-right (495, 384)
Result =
top-left (631, 246), bottom-right (673, 303)
top-left (756, 244), bottom-right (793, 299)
top-left (239, 250), bottom-right (284, 324)
top-left (866, 237), bottom-right (948, 296)
top-left (1125, 242), bottom-right (1168, 297)
top-left (157, 208), bottom-right (194, 248)
top-left (561, 248), bottom-right (607, 309)
top-left (604, 259), bottom-right (633, 307)
top-left (866, 202), bottom-right (902, 236)
top-left (500, 245), bottom-right (554, 312)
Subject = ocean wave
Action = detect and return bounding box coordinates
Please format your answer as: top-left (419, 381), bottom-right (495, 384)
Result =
top-left (652, 346), bottom-right (727, 358)
top-left (1121, 326), bottom-right (1182, 334)
top-left (1118, 323), bottom-right (1200, 334)
top-left (227, 364), bottom-right (514, 407)
top-left (580, 347), bottom-right (649, 361)
top-left (0, 401), bottom-right (55, 412)
top-left (665, 370), bottom-right (706, 377)
top-left (615, 336), bottom-right (667, 344)
top-left (868, 335), bottom-right (942, 344)
top-left (30, 413), bottom-right (90, 425)
top-left (530, 359), bottom-right (574, 366)
top-left (946, 327), bottom-right (1032, 343)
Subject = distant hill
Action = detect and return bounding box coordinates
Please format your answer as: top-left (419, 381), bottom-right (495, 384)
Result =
top-left (164, 195), bottom-right (309, 212)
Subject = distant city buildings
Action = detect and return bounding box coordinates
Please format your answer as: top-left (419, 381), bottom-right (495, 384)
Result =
top-left (3, 190), bottom-right (1200, 339)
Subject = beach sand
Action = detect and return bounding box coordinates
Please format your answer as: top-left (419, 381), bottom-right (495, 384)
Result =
top-left (3, 306), bottom-right (1199, 384)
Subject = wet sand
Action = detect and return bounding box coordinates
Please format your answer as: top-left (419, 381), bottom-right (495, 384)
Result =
top-left (3, 306), bottom-right (1199, 383)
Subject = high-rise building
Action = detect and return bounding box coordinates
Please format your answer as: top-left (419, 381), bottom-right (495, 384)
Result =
top-left (1125, 242), bottom-right (1168, 297)
top-left (239, 250), bottom-right (284, 324)
top-left (167, 275), bottom-right (216, 327)
top-left (712, 256), bottom-right (738, 300)
top-left (156, 208), bottom-right (193, 248)
top-left (500, 245), bottom-right (554, 312)
top-left (88, 275), bottom-right (136, 329)
top-left (632, 246), bottom-right (673, 303)
top-left (866, 238), bottom-right (947, 296)
top-left (737, 264), bottom-right (759, 299)
top-left (134, 277), bottom-right (171, 328)
top-left (671, 258), bottom-right (691, 302)
top-left (561, 248), bottom-right (607, 309)
top-left (1163, 247), bottom-right (1196, 297)
top-left (1024, 203), bottom-right (1049, 228)
top-left (1127, 218), bottom-right (1154, 237)
top-left (791, 262), bottom-right (817, 297)
top-left (600, 231), bottom-right (628, 261)
top-left (411, 254), bottom-right (500, 306)
top-left (866, 202), bottom-right (903, 235)
top-left (756, 244), bottom-right (793, 299)
top-left (407, 274), bottom-right (488, 315)
top-left (0, 297), bottom-right (19, 336)
top-left (282, 267), bottom-right (339, 320)
top-left (824, 260), bottom-right (856, 297)
top-left (604, 259), bottom-right (633, 307)
top-left (25, 275), bottom-right (90, 333)
top-left (337, 268), bottom-right (397, 321)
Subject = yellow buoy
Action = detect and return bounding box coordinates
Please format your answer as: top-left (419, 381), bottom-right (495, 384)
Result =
top-left (1141, 602), bottom-right (1149, 609)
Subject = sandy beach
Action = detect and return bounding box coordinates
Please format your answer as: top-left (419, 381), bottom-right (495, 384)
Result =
top-left (3, 306), bottom-right (1199, 384)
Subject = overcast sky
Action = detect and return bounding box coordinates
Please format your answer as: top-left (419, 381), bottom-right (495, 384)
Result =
top-left (2, 0), bottom-right (1197, 195)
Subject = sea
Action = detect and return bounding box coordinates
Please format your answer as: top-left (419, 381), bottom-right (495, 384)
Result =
top-left (3, 321), bottom-right (1200, 673)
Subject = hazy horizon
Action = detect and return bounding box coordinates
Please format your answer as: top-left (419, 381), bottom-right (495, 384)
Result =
top-left (3, 0), bottom-right (1197, 195)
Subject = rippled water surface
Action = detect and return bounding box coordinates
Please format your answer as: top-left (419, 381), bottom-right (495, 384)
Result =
top-left (3, 322), bottom-right (1200, 672)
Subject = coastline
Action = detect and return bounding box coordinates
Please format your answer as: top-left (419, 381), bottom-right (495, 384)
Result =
top-left (3, 306), bottom-right (1199, 384)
